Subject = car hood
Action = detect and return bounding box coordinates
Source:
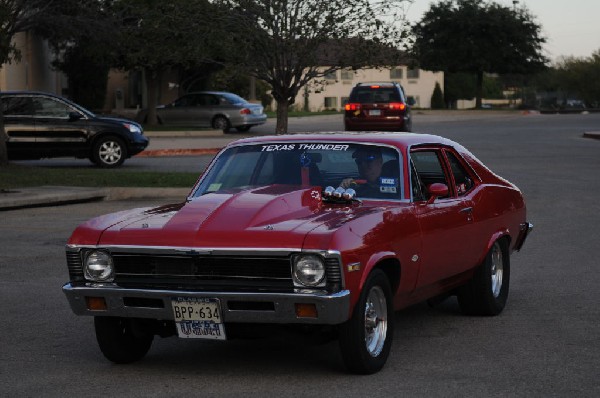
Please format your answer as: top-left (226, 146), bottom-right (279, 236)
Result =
top-left (68, 186), bottom-right (382, 249)
top-left (95, 115), bottom-right (142, 128)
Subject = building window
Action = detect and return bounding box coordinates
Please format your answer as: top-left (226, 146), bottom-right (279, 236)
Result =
top-left (325, 70), bottom-right (337, 80)
top-left (324, 97), bottom-right (338, 109)
top-left (390, 68), bottom-right (403, 79)
top-left (341, 70), bottom-right (354, 81)
top-left (407, 68), bottom-right (420, 79)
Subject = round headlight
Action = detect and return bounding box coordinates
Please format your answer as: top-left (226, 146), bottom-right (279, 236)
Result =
top-left (293, 254), bottom-right (326, 287)
top-left (84, 250), bottom-right (114, 282)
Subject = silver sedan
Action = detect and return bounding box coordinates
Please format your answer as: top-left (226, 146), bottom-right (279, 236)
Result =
top-left (155, 91), bottom-right (267, 132)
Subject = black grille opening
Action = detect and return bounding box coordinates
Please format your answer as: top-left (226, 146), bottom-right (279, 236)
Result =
top-left (227, 301), bottom-right (275, 311)
top-left (123, 297), bottom-right (165, 309)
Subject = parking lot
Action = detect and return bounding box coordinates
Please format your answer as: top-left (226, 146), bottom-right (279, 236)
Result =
top-left (1, 112), bottom-right (599, 397)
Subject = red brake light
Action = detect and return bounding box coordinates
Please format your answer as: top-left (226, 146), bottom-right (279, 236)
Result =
top-left (345, 103), bottom-right (361, 111)
top-left (240, 108), bottom-right (251, 115)
top-left (370, 85), bottom-right (380, 89)
top-left (389, 102), bottom-right (406, 110)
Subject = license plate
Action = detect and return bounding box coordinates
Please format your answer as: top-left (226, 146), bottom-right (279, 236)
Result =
top-left (369, 109), bottom-right (381, 116)
top-left (171, 297), bottom-right (226, 340)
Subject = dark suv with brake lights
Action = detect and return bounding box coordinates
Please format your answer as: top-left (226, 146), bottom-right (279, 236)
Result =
top-left (1, 91), bottom-right (148, 167)
top-left (344, 82), bottom-right (413, 132)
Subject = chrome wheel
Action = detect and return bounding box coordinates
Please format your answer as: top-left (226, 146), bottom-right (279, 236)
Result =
top-left (490, 242), bottom-right (503, 298)
top-left (99, 140), bottom-right (123, 166)
top-left (364, 285), bottom-right (388, 357)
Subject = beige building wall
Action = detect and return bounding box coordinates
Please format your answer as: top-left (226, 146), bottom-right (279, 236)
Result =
top-left (0, 31), bottom-right (65, 94)
top-left (293, 66), bottom-right (444, 111)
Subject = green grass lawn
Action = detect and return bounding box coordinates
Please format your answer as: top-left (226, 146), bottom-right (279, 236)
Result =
top-left (0, 164), bottom-right (198, 189)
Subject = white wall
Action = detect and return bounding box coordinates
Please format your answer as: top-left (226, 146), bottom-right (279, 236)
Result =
top-left (292, 66), bottom-right (444, 111)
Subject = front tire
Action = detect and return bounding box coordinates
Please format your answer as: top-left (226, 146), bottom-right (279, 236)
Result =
top-left (457, 239), bottom-right (510, 316)
top-left (92, 136), bottom-right (127, 168)
top-left (339, 269), bottom-right (394, 374)
top-left (94, 317), bottom-right (153, 364)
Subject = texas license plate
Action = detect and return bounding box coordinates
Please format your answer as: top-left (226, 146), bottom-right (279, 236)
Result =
top-left (171, 297), bottom-right (226, 340)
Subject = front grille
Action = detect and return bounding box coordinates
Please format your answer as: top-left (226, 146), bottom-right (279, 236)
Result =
top-left (66, 251), bottom-right (84, 281)
top-left (112, 253), bottom-right (294, 291)
top-left (65, 248), bottom-right (345, 293)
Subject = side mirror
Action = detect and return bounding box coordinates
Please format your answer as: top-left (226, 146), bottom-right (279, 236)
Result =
top-left (407, 97), bottom-right (416, 106)
top-left (68, 112), bottom-right (83, 121)
top-left (426, 183), bottom-right (449, 204)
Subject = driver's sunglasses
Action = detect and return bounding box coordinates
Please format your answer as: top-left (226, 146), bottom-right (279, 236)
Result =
top-left (355, 155), bottom-right (380, 165)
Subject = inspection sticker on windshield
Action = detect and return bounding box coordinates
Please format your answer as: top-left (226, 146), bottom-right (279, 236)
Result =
top-left (379, 177), bottom-right (398, 194)
top-left (171, 297), bottom-right (226, 340)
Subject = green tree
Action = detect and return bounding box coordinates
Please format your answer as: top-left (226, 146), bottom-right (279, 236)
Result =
top-left (412, 0), bottom-right (547, 108)
top-left (430, 82), bottom-right (445, 109)
top-left (0, 0), bottom-right (55, 166)
top-left (110, 0), bottom-right (230, 125)
top-left (37, 0), bottom-right (116, 109)
top-left (221, 0), bottom-right (410, 134)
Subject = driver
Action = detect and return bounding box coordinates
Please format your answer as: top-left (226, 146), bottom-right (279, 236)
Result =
top-left (340, 147), bottom-right (384, 197)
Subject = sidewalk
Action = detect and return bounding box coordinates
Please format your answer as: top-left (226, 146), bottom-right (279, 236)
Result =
top-left (0, 129), bottom-right (220, 210)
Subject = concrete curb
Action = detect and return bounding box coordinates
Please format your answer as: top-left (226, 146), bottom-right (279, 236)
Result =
top-left (0, 186), bottom-right (190, 211)
top-left (583, 131), bottom-right (600, 140)
top-left (136, 148), bottom-right (221, 157)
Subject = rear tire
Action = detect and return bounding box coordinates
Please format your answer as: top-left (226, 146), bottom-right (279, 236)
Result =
top-left (457, 239), bottom-right (510, 316)
top-left (212, 116), bottom-right (230, 133)
top-left (94, 317), bottom-right (153, 364)
top-left (339, 269), bottom-right (394, 374)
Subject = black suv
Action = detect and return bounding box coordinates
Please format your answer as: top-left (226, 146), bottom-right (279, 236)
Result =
top-left (1, 91), bottom-right (149, 167)
top-left (344, 82), bottom-right (413, 132)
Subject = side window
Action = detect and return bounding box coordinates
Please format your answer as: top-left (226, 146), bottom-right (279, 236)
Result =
top-left (2, 96), bottom-right (33, 116)
top-left (445, 151), bottom-right (474, 196)
top-left (410, 160), bottom-right (427, 201)
top-left (410, 150), bottom-right (450, 199)
top-left (32, 98), bottom-right (71, 117)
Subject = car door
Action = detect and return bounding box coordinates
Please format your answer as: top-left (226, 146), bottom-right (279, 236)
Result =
top-left (1, 95), bottom-right (37, 159)
top-left (410, 148), bottom-right (476, 288)
top-left (31, 96), bottom-right (90, 157)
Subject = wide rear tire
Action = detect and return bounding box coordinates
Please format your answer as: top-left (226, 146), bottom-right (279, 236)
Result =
top-left (339, 269), bottom-right (394, 374)
top-left (457, 239), bottom-right (510, 316)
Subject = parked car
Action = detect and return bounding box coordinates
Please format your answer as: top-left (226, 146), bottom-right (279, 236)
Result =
top-left (0, 91), bottom-right (148, 167)
top-left (148, 91), bottom-right (267, 133)
top-left (62, 132), bottom-right (532, 374)
top-left (344, 82), bottom-right (413, 132)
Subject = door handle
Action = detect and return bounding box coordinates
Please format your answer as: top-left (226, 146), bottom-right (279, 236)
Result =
top-left (459, 207), bottom-right (473, 214)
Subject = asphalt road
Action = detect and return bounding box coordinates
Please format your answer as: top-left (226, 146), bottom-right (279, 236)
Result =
top-left (1, 113), bottom-right (599, 397)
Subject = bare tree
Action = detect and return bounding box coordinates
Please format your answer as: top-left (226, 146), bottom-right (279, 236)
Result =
top-left (221, 0), bottom-right (411, 134)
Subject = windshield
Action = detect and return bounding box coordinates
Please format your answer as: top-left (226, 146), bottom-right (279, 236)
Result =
top-left (193, 142), bottom-right (404, 200)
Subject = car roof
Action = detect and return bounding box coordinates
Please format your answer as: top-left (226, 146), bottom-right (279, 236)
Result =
top-left (226, 132), bottom-right (459, 152)
top-left (0, 90), bottom-right (59, 96)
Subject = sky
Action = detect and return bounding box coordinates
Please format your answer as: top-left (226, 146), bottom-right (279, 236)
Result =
top-left (403, 0), bottom-right (600, 61)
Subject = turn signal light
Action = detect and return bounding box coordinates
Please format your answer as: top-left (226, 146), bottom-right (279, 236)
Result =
top-left (295, 303), bottom-right (318, 318)
top-left (86, 296), bottom-right (107, 311)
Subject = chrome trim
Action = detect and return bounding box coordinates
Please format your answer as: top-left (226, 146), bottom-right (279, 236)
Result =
top-left (62, 283), bottom-right (351, 325)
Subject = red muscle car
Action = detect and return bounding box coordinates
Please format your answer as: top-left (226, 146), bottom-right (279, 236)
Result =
top-left (63, 132), bottom-right (532, 374)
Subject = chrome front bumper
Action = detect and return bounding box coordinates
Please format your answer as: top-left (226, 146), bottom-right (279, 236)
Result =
top-left (63, 284), bottom-right (351, 325)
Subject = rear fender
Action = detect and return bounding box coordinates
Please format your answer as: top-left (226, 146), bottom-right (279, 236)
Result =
top-left (479, 229), bottom-right (510, 264)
